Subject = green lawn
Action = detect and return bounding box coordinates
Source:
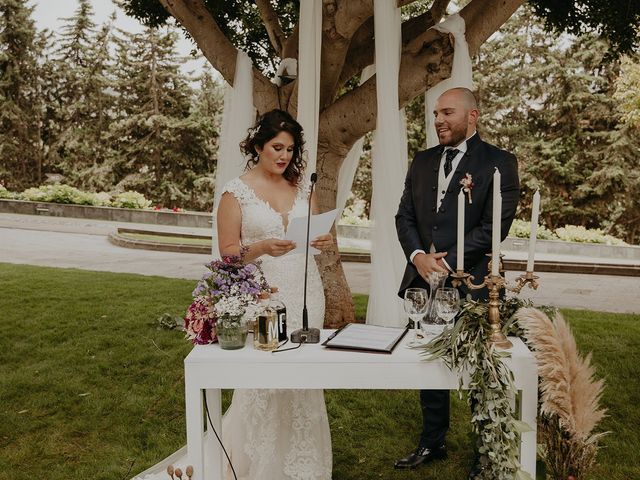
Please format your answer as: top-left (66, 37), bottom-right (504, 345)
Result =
top-left (0, 263), bottom-right (638, 479)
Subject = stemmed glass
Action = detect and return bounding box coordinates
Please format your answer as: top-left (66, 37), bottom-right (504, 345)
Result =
top-left (421, 271), bottom-right (448, 335)
top-left (403, 288), bottom-right (428, 343)
top-left (434, 287), bottom-right (460, 331)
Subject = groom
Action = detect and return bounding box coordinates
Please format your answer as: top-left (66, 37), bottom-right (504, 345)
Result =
top-left (394, 87), bottom-right (519, 473)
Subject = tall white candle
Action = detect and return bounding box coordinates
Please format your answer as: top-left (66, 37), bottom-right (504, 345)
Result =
top-left (457, 189), bottom-right (465, 272)
top-left (527, 190), bottom-right (541, 272)
top-left (491, 168), bottom-right (502, 276)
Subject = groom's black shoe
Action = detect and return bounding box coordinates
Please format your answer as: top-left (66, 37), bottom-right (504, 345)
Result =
top-left (393, 444), bottom-right (447, 470)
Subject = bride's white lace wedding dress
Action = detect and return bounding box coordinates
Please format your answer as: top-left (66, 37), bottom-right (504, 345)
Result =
top-left (132, 176), bottom-right (332, 480)
top-left (219, 177), bottom-right (331, 480)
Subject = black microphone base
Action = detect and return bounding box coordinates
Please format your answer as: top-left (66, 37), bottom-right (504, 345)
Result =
top-left (290, 327), bottom-right (321, 344)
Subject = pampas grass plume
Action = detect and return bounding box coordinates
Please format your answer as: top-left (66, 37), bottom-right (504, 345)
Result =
top-left (516, 307), bottom-right (606, 439)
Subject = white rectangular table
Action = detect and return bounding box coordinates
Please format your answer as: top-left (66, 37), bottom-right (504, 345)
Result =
top-left (184, 330), bottom-right (537, 480)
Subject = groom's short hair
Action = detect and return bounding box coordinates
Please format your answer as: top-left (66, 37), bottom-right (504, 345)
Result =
top-left (446, 87), bottom-right (478, 111)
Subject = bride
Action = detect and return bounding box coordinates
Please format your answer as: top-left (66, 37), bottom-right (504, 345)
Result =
top-left (216, 109), bottom-right (333, 480)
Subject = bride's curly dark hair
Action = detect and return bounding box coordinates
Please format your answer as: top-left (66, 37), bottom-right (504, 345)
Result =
top-left (240, 109), bottom-right (306, 186)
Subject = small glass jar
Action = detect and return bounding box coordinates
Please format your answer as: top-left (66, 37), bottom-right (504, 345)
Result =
top-left (254, 292), bottom-right (279, 351)
top-left (217, 314), bottom-right (247, 350)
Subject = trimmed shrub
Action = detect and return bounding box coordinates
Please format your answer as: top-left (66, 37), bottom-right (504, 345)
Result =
top-left (0, 184), bottom-right (15, 199)
top-left (19, 184), bottom-right (108, 206)
top-left (111, 191), bottom-right (152, 209)
top-left (509, 219), bottom-right (558, 240)
top-left (340, 197), bottom-right (371, 226)
top-left (555, 225), bottom-right (627, 245)
top-left (509, 219), bottom-right (627, 245)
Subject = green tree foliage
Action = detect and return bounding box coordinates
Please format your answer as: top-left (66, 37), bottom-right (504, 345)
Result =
top-left (614, 55), bottom-right (640, 128)
top-left (122, 0), bottom-right (640, 72)
top-left (0, 0), bottom-right (44, 189)
top-left (475, 7), bottom-right (640, 243)
top-left (122, 0), bottom-right (299, 72)
top-left (529, 0), bottom-right (639, 55)
top-left (106, 26), bottom-right (217, 208)
top-left (0, 2), bottom-right (224, 210)
top-left (188, 66), bottom-right (223, 210)
top-left (43, 0), bottom-right (117, 185)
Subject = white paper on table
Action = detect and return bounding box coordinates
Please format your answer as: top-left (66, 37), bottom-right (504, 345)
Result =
top-left (284, 209), bottom-right (338, 255)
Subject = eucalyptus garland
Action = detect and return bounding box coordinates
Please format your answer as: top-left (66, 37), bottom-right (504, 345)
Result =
top-left (421, 298), bottom-right (533, 480)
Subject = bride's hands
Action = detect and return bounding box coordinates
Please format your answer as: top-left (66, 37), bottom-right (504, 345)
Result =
top-left (261, 238), bottom-right (296, 257)
top-left (310, 233), bottom-right (333, 252)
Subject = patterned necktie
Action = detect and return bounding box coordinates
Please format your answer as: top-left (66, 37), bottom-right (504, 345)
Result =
top-left (444, 148), bottom-right (459, 177)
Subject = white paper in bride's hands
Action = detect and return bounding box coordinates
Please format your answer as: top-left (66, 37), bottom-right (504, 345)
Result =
top-left (284, 209), bottom-right (338, 255)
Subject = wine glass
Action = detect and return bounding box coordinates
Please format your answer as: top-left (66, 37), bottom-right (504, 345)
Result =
top-left (404, 288), bottom-right (428, 342)
top-left (420, 271), bottom-right (449, 336)
top-left (434, 287), bottom-right (460, 330)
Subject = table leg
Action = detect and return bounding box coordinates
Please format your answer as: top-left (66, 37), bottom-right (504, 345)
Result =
top-left (520, 381), bottom-right (538, 478)
top-left (204, 389), bottom-right (223, 480)
top-left (185, 383), bottom-right (205, 480)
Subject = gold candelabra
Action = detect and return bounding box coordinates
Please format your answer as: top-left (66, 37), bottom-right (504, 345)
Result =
top-left (450, 255), bottom-right (539, 349)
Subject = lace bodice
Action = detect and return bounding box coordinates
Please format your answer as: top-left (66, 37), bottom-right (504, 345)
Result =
top-left (221, 176), bottom-right (323, 331)
top-left (222, 177), bottom-right (311, 245)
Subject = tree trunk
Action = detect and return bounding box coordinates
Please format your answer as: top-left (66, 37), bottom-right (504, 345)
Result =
top-left (314, 143), bottom-right (357, 328)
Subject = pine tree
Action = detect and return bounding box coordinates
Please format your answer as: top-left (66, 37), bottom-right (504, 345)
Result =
top-left (0, 0), bottom-right (44, 189)
top-left (187, 65), bottom-right (223, 211)
top-left (107, 25), bottom-right (214, 208)
top-left (43, 0), bottom-right (116, 185)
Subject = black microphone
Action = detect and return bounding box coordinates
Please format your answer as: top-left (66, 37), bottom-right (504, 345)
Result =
top-left (290, 172), bottom-right (321, 344)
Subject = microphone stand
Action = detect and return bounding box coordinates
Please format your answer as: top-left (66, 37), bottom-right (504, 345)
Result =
top-left (290, 173), bottom-right (321, 344)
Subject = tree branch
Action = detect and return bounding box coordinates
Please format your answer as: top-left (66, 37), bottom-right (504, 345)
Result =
top-left (256, 0), bottom-right (286, 57)
top-left (338, 5), bottom-right (448, 87)
top-left (282, 23), bottom-right (299, 59)
top-left (429, 0), bottom-right (451, 21)
top-left (318, 0), bottom-right (372, 109)
top-left (322, 29), bottom-right (453, 150)
top-left (460, 0), bottom-right (524, 55)
top-left (157, 0), bottom-right (278, 113)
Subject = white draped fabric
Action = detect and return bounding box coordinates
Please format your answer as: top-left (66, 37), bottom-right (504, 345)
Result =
top-left (271, 57), bottom-right (297, 87)
top-left (366, 0), bottom-right (408, 327)
top-left (297, 0), bottom-right (322, 178)
top-left (425, 14), bottom-right (474, 147)
top-left (335, 65), bottom-right (375, 214)
top-left (211, 50), bottom-right (256, 257)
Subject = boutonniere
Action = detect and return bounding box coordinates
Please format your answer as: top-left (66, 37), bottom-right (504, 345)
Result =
top-left (460, 173), bottom-right (474, 204)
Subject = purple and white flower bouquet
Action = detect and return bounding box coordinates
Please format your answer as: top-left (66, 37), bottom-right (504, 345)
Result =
top-left (184, 255), bottom-right (269, 345)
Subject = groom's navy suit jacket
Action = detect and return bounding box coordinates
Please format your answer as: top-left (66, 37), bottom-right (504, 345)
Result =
top-left (396, 134), bottom-right (520, 299)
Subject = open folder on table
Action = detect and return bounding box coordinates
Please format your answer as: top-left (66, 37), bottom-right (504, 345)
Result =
top-left (322, 323), bottom-right (408, 354)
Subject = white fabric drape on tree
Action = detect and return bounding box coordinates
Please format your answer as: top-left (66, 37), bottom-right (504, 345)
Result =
top-left (211, 50), bottom-right (255, 257)
top-left (297, 0), bottom-right (322, 177)
top-left (335, 65), bottom-right (375, 214)
top-left (425, 14), bottom-right (473, 147)
top-left (366, 0), bottom-right (408, 327)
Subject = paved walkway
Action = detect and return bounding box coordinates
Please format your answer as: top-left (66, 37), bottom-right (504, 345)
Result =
top-left (1, 213), bottom-right (638, 314)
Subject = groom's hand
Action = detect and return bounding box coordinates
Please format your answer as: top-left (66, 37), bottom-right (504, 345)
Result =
top-left (413, 252), bottom-right (448, 279)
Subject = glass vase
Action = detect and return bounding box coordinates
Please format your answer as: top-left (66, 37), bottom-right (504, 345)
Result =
top-left (217, 314), bottom-right (247, 350)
